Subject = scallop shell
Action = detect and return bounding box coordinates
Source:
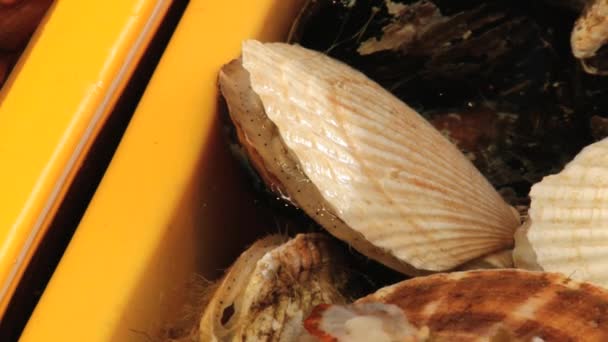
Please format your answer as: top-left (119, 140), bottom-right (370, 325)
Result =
top-left (304, 269), bottom-right (608, 341)
top-left (571, 0), bottom-right (608, 59)
top-left (198, 234), bottom-right (351, 342)
top-left (219, 40), bottom-right (520, 275)
top-left (457, 248), bottom-right (513, 271)
top-left (514, 137), bottom-right (608, 287)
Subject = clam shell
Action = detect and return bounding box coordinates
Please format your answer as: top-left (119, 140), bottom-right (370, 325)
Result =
top-left (304, 269), bottom-right (608, 341)
top-left (514, 138), bottom-right (608, 287)
top-left (199, 234), bottom-right (350, 342)
top-left (571, 0), bottom-right (608, 59)
top-left (221, 40), bottom-right (520, 274)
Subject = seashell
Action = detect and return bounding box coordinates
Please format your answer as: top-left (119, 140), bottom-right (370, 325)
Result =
top-left (288, 0), bottom-right (600, 206)
top-left (513, 221), bottom-right (543, 273)
top-left (570, 0), bottom-right (608, 75)
top-left (571, 0), bottom-right (608, 59)
top-left (514, 137), bottom-right (608, 287)
top-left (457, 248), bottom-right (514, 271)
top-left (219, 40), bottom-right (520, 275)
top-left (304, 269), bottom-right (608, 341)
top-left (198, 233), bottom-right (351, 342)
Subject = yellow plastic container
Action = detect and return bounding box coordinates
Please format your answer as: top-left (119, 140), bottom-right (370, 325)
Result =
top-left (20, 0), bottom-right (306, 340)
top-left (0, 1), bottom-right (173, 318)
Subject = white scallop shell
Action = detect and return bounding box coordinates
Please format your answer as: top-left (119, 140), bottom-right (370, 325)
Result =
top-left (515, 137), bottom-right (608, 287)
top-left (239, 40), bottom-right (520, 273)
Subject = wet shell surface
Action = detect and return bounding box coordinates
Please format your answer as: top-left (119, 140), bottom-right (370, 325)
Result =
top-left (198, 233), bottom-right (350, 342)
top-left (219, 40), bottom-right (520, 275)
top-left (304, 269), bottom-right (608, 341)
top-left (514, 137), bottom-right (608, 287)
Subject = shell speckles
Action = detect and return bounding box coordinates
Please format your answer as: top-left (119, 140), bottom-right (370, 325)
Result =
top-left (515, 137), bottom-right (608, 287)
top-left (198, 234), bottom-right (350, 342)
top-left (571, 0), bottom-right (608, 59)
top-left (229, 40), bottom-right (520, 273)
top-left (305, 270), bottom-right (608, 341)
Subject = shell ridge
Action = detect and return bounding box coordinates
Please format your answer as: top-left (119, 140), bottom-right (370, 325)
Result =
top-left (241, 40), bottom-right (519, 272)
top-left (246, 40), bottom-right (516, 225)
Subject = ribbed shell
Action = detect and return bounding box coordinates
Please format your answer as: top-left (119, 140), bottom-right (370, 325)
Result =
top-left (457, 248), bottom-right (513, 271)
top-left (198, 234), bottom-right (349, 342)
top-left (305, 270), bottom-right (608, 341)
top-left (240, 40), bottom-right (520, 272)
top-left (571, 0), bottom-right (608, 58)
top-left (524, 137), bottom-right (608, 287)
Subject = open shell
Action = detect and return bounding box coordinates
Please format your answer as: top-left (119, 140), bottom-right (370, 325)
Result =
top-left (199, 234), bottom-right (351, 342)
top-left (304, 269), bottom-right (608, 341)
top-left (514, 137), bottom-right (608, 287)
top-left (219, 40), bottom-right (520, 275)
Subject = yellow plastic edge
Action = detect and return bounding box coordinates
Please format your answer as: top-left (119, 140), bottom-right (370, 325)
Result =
top-left (20, 0), bottom-right (305, 340)
top-left (0, 0), bottom-right (171, 316)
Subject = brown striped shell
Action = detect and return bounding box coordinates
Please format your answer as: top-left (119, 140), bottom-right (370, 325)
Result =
top-left (304, 270), bottom-right (608, 341)
top-left (198, 234), bottom-right (351, 342)
top-left (219, 40), bottom-right (520, 276)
